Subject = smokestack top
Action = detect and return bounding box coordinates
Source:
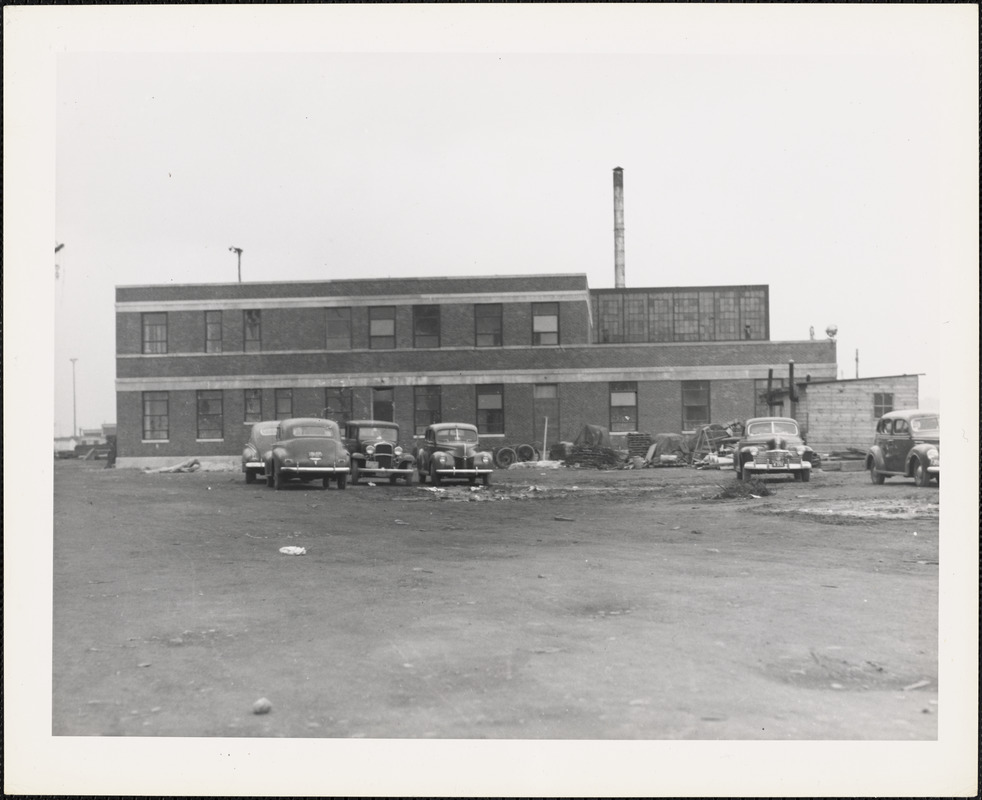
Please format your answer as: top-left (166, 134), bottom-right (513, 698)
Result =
top-left (613, 167), bottom-right (625, 289)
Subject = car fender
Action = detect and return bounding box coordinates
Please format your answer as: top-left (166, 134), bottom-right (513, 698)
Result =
top-left (866, 446), bottom-right (886, 471)
top-left (906, 443), bottom-right (935, 475)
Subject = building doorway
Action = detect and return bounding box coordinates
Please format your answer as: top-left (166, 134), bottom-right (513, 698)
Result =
top-left (372, 387), bottom-right (394, 421)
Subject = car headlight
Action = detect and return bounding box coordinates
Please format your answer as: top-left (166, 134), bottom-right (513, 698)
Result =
top-left (926, 448), bottom-right (939, 463)
top-left (795, 445), bottom-right (806, 455)
top-left (394, 446), bottom-right (403, 456)
top-left (748, 446), bottom-right (759, 456)
top-left (282, 458), bottom-right (295, 466)
top-left (435, 452), bottom-right (449, 463)
top-left (366, 445), bottom-right (375, 456)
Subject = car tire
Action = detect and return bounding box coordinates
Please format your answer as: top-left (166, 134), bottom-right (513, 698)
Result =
top-left (265, 466), bottom-right (274, 488)
top-left (914, 462), bottom-right (931, 487)
top-left (429, 463), bottom-right (442, 486)
top-left (869, 465), bottom-right (885, 485)
top-left (320, 476), bottom-right (329, 489)
top-left (800, 469), bottom-right (811, 483)
top-left (350, 461), bottom-right (359, 485)
top-left (273, 463), bottom-right (284, 490)
top-left (418, 467), bottom-right (427, 484)
top-left (740, 466), bottom-right (754, 482)
top-left (245, 470), bottom-right (255, 484)
top-left (336, 474), bottom-right (347, 490)
top-left (481, 473), bottom-right (490, 486)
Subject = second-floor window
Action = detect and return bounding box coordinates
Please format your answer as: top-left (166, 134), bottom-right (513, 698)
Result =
top-left (205, 311), bottom-right (222, 353)
top-left (325, 308), bottom-right (352, 350)
top-left (477, 384), bottom-right (504, 435)
top-left (142, 313), bottom-right (168, 354)
top-left (475, 303), bottom-right (503, 347)
top-left (142, 391), bottom-right (169, 439)
top-left (244, 310), bottom-right (262, 352)
top-left (413, 305), bottom-right (440, 349)
top-left (244, 389), bottom-right (263, 423)
top-left (274, 388), bottom-right (293, 420)
top-left (196, 390), bottom-right (224, 440)
top-left (682, 380), bottom-right (710, 430)
top-left (532, 302), bottom-right (559, 346)
top-left (610, 381), bottom-right (637, 433)
top-left (414, 386), bottom-right (441, 434)
top-left (369, 306), bottom-right (396, 349)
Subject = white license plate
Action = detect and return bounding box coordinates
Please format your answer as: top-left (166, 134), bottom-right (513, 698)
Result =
top-left (366, 461), bottom-right (379, 470)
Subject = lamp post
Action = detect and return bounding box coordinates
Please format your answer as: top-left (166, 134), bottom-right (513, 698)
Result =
top-left (70, 357), bottom-right (78, 437)
top-left (229, 246), bottom-right (243, 282)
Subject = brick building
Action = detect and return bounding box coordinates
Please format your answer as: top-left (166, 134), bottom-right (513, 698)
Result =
top-left (114, 273), bottom-right (837, 467)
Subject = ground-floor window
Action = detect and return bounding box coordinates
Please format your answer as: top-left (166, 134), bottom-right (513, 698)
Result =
top-left (196, 390), bottom-right (224, 440)
top-left (324, 387), bottom-right (352, 425)
top-left (477, 384), bottom-right (504, 434)
top-left (275, 388), bottom-right (293, 420)
top-left (244, 389), bottom-right (263, 423)
top-left (609, 381), bottom-right (638, 432)
top-left (873, 392), bottom-right (893, 418)
top-left (142, 391), bottom-right (169, 440)
top-left (414, 386), bottom-right (441, 434)
top-left (682, 380), bottom-right (710, 429)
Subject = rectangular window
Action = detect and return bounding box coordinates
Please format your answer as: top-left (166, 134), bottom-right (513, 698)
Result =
top-left (532, 302), bottom-right (559, 346)
top-left (414, 386), bottom-right (442, 434)
top-left (196, 390), bottom-right (224, 440)
top-left (740, 290), bottom-right (766, 341)
top-left (475, 304), bottom-right (503, 347)
top-left (325, 307), bottom-right (351, 350)
top-left (142, 313), bottom-right (168, 354)
top-left (597, 295), bottom-right (622, 343)
top-left (244, 310), bottom-right (262, 352)
top-left (673, 292), bottom-right (700, 341)
top-left (610, 381), bottom-right (638, 432)
top-left (873, 392), bottom-right (894, 418)
top-left (274, 388), bottom-right (293, 420)
top-left (142, 391), bottom-right (169, 440)
top-left (324, 388), bottom-right (353, 425)
top-left (476, 384), bottom-right (504, 435)
top-left (244, 389), bottom-right (263, 423)
top-left (369, 306), bottom-right (396, 349)
top-left (624, 294), bottom-right (647, 343)
top-left (682, 380), bottom-right (711, 430)
top-left (648, 294), bottom-right (673, 342)
top-left (413, 305), bottom-right (441, 349)
top-left (716, 293), bottom-right (740, 341)
top-left (698, 291), bottom-right (715, 341)
top-left (205, 310), bottom-right (222, 353)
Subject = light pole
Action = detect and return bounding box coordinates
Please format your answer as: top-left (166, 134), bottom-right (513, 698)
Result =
top-left (70, 357), bottom-right (78, 437)
top-left (229, 246), bottom-right (243, 282)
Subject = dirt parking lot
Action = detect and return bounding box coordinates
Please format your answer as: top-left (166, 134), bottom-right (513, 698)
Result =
top-left (52, 459), bottom-right (939, 740)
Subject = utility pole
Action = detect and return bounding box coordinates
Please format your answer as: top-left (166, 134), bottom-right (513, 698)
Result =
top-left (70, 357), bottom-right (78, 437)
top-left (229, 246), bottom-right (243, 282)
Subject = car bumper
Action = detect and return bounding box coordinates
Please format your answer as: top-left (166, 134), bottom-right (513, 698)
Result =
top-left (743, 462), bottom-right (810, 473)
top-left (434, 468), bottom-right (493, 476)
top-left (928, 465), bottom-right (940, 475)
top-left (244, 460), bottom-right (264, 470)
top-left (360, 467), bottom-right (414, 477)
top-left (279, 466), bottom-right (350, 475)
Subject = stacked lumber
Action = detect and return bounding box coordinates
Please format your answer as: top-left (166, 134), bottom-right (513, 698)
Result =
top-left (626, 433), bottom-right (653, 458)
top-left (566, 445), bottom-right (623, 469)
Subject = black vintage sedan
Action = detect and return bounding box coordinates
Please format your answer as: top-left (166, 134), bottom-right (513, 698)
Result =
top-left (865, 409), bottom-right (939, 486)
top-left (265, 418), bottom-right (351, 490)
top-left (414, 422), bottom-right (494, 486)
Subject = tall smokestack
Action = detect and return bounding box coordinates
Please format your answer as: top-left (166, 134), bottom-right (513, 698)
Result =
top-left (613, 167), bottom-right (625, 288)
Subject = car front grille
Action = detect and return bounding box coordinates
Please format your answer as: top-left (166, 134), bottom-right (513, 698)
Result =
top-left (373, 442), bottom-right (394, 468)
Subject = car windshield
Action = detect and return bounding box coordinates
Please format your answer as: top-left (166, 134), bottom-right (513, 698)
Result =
top-left (910, 416), bottom-right (939, 433)
top-left (747, 420), bottom-right (799, 436)
top-left (435, 428), bottom-right (479, 444)
top-left (355, 426), bottom-right (398, 443)
top-left (287, 425), bottom-right (334, 438)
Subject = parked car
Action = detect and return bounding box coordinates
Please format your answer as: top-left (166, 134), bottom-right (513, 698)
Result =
top-left (865, 409), bottom-right (939, 486)
top-left (265, 418), bottom-right (351, 490)
top-left (343, 420), bottom-right (416, 485)
top-left (734, 417), bottom-right (815, 482)
top-left (241, 420), bottom-right (280, 484)
top-left (415, 423), bottom-right (494, 486)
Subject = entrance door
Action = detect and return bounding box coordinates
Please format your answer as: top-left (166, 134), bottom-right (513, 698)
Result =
top-left (533, 384), bottom-right (559, 455)
top-left (372, 388), bottom-right (394, 422)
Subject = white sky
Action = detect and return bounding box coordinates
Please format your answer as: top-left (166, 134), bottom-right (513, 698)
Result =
top-left (5, 5), bottom-right (979, 796)
top-left (38, 5), bottom-right (974, 434)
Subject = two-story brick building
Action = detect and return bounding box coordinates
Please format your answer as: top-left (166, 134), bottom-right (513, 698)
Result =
top-left (114, 273), bottom-right (837, 467)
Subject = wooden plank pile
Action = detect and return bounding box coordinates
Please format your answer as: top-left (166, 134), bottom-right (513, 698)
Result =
top-left (566, 444), bottom-right (624, 469)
